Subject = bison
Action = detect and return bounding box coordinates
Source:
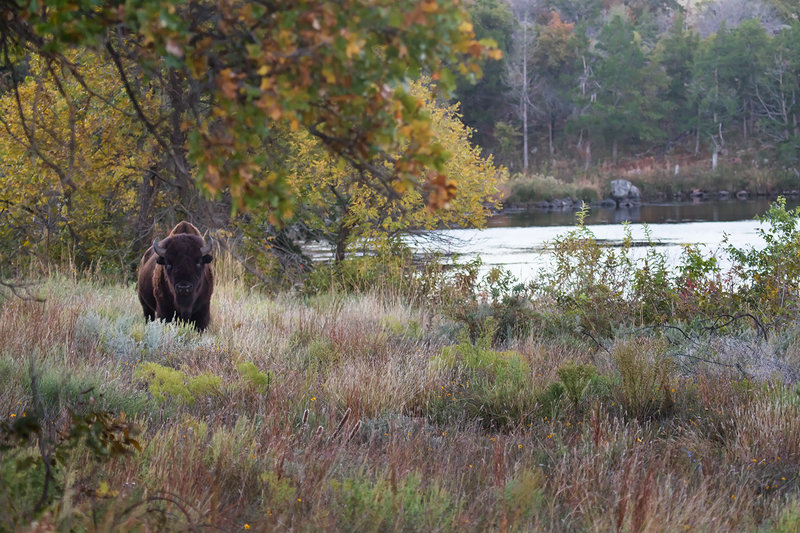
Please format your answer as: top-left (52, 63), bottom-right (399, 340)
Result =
top-left (137, 222), bottom-right (214, 331)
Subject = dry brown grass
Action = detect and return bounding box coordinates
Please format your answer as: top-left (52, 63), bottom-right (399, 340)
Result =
top-left (3, 271), bottom-right (800, 531)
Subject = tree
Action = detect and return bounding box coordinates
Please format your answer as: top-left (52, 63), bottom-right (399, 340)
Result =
top-left (571, 14), bottom-right (669, 161)
top-left (1, 0), bottom-right (500, 229)
top-left (547, 0), bottom-right (603, 25)
top-left (690, 19), bottom-right (770, 165)
top-left (236, 79), bottom-right (504, 274)
top-left (653, 14), bottom-right (699, 142)
top-left (766, 0), bottom-right (800, 23)
top-left (531, 11), bottom-right (580, 158)
top-left (454, 0), bottom-right (516, 155)
top-left (756, 23), bottom-right (800, 169)
top-left (0, 50), bottom-right (155, 270)
top-left (506, 0), bottom-right (539, 174)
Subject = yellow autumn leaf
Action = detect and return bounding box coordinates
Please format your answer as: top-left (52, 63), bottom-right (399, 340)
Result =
top-left (345, 39), bottom-right (362, 59)
top-left (421, 1), bottom-right (439, 13)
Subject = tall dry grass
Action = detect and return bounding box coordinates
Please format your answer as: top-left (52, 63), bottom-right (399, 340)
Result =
top-left (2, 265), bottom-right (800, 531)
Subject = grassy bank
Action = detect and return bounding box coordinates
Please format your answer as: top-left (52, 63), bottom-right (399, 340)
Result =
top-left (503, 161), bottom-right (800, 207)
top-left (4, 231), bottom-right (800, 532)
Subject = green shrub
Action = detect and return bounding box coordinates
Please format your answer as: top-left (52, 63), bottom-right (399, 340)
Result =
top-left (0, 375), bottom-right (140, 528)
top-left (329, 472), bottom-right (457, 532)
top-left (303, 236), bottom-right (443, 301)
top-left (728, 196), bottom-right (800, 322)
top-left (445, 263), bottom-right (535, 346)
top-left (504, 468), bottom-right (546, 526)
top-left (557, 362), bottom-right (597, 409)
top-left (537, 362), bottom-right (612, 418)
top-left (134, 363), bottom-right (222, 405)
top-left (236, 361), bottom-right (273, 395)
top-left (612, 337), bottom-right (675, 420)
top-left (431, 331), bottom-right (536, 428)
top-left (537, 217), bottom-right (632, 334)
top-left (1, 355), bottom-right (156, 418)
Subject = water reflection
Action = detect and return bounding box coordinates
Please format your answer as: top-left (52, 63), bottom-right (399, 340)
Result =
top-left (489, 198), bottom-right (798, 228)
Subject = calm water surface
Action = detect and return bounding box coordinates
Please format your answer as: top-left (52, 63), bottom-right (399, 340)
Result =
top-left (417, 198), bottom-right (798, 282)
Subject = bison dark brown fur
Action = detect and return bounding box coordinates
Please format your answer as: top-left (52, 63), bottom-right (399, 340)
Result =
top-left (137, 222), bottom-right (214, 331)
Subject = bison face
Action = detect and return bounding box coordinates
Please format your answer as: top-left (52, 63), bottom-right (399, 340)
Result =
top-left (153, 235), bottom-right (213, 316)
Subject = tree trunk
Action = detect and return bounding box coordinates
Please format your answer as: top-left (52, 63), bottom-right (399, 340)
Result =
top-left (166, 68), bottom-right (200, 223)
top-left (522, 14), bottom-right (529, 175)
top-left (695, 126), bottom-right (700, 155)
top-left (584, 138), bottom-right (591, 171)
top-left (335, 220), bottom-right (352, 263)
top-left (132, 166), bottom-right (158, 256)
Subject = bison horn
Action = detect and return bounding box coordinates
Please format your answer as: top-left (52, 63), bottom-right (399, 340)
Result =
top-left (152, 238), bottom-right (166, 256)
top-left (200, 236), bottom-right (213, 255)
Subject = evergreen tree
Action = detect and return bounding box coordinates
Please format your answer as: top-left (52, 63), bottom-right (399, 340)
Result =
top-left (653, 15), bottom-right (699, 142)
top-left (454, 0), bottom-right (516, 155)
top-left (572, 14), bottom-right (669, 161)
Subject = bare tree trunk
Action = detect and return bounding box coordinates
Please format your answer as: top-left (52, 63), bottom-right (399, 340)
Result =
top-left (695, 126), bottom-right (700, 154)
top-left (584, 138), bottom-right (591, 171)
top-left (522, 13), bottom-right (529, 174)
top-left (743, 115), bottom-right (747, 145)
top-left (167, 68), bottom-right (193, 212)
top-left (335, 221), bottom-right (351, 263)
top-left (132, 167), bottom-right (158, 255)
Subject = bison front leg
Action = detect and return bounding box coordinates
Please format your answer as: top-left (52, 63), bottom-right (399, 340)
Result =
top-left (191, 304), bottom-right (211, 331)
top-left (138, 295), bottom-right (156, 322)
top-left (155, 302), bottom-right (177, 324)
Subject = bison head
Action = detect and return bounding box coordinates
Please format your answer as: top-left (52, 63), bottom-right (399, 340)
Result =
top-left (152, 234), bottom-right (213, 316)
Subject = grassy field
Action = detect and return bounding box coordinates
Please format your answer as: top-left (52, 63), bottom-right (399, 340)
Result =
top-left (2, 258), bottom-right (800, 532)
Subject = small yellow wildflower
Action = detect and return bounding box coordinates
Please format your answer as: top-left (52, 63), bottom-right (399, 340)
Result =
top-left (244, 525), bottom-right (251, 530)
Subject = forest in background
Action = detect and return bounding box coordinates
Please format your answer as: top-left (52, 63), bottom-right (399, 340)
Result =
top-left (461, 0), bottom-right (800, 178)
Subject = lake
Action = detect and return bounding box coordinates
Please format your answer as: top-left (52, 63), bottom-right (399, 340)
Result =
top-left (413, 198), bottom-right (797, 282)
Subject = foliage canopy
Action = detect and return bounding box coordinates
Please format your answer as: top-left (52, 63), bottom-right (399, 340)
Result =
top-left (2, 0), bottom-right (499, 223)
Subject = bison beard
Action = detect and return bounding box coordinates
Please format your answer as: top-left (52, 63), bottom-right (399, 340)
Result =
top-left (137, 222), bottom-right (214, 331)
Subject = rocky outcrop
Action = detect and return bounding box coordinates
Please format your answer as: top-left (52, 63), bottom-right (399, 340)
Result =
top-left (609, 179), bottom-right (641, 208)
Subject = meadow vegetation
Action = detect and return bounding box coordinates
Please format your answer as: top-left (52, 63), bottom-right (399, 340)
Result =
top-left (502, 163), bottom-right (800, 207)
top-left (3, 200), bottom-right (800, 531)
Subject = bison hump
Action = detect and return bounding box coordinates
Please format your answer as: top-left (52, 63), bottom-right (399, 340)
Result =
top-left (169, 221), bottom-right (202, 237)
